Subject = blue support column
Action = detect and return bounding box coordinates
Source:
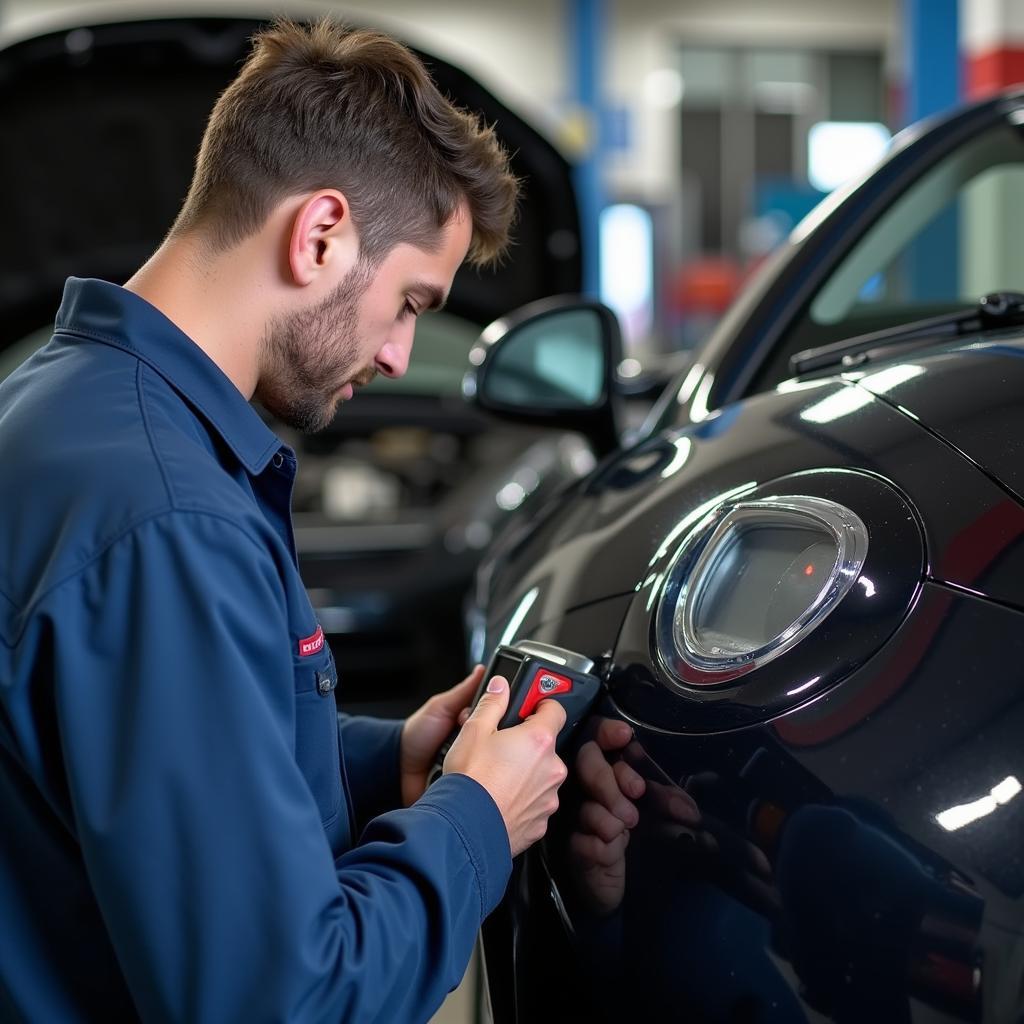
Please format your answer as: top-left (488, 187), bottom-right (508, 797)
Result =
top-left (904, 0), bottom-right (960, 302)
top-left (568, 0), bottom-right (606, 298)
top-left (905, 0), bottom-right (960, 124)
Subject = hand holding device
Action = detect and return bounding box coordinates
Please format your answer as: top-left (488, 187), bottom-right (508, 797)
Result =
top-left (438, 641), bottom-right (602, 765)
top-left (437, 641), bottom-right (603, 856)
top-left (444, 675), bottom-right (567, 855)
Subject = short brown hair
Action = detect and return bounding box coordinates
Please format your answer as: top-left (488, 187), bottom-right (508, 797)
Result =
top-left (171, 18), bottom-right (519, 267)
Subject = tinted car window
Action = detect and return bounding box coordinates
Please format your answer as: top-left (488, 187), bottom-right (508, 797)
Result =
top-left (750, 119), bottom-right (1024, 392)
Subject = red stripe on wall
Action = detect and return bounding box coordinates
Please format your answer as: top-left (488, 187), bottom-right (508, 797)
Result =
top-left (965, 46), bottom-right (1024, 98)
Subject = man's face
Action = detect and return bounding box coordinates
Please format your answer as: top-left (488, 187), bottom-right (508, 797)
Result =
top-left (256, 209), bottom-right (472, 433)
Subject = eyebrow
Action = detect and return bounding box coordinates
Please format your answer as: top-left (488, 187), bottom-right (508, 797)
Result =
top-left (411, 283), bottom-right (447, 313)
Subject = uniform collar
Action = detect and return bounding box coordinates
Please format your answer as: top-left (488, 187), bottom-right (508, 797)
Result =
top-left (55, 277), bottom-right (283, 475)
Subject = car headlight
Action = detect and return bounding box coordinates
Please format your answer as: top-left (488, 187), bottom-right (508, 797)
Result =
top-left (656, 495), bottom-right (869, 685)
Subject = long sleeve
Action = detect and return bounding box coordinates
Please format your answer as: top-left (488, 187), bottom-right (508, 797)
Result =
top-left (42, 510), bottom-right (511, 1023)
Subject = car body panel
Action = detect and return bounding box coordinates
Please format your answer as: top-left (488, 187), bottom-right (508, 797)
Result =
top-left (480, 374), bottom-right (1024, 648)
top-left (856, 334), bottom-right (1024, 504)
top-left (471, 77), bottom-right (1024, 1014)
top-left (476, 359), bottom-right (1024, 1019)
top-left (557, 583), bottom-right (1024, 1022)
top-left (487, 575), bottom-right (1024, 1022)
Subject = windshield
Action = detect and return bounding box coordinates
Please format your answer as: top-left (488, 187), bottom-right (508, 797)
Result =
top-left (748, 117), bottom-right (1024, 392)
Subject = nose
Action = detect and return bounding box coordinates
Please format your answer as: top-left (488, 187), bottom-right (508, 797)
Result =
top-left (374, 325), bottom-right (414, 379)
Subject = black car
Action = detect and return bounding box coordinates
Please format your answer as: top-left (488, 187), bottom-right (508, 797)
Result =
top-left (466, 89), bottom-right (1024, 1021)
top-left (0, 12), bottom-right (590, 715)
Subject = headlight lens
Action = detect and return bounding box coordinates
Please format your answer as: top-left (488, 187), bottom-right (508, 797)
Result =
top-left (657, 495), bottom-right (869, 685)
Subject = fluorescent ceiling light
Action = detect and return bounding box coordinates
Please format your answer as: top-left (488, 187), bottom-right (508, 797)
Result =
top-left (644, 68), bottom-right (685, 109)
top-left (600, 204), bottom-right (654, 348)
top-left (808, 121), bottom-right (891, 193)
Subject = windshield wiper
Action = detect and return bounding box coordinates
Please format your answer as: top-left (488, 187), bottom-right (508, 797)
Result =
top-left (790, 291), bottom-right (1024, 375)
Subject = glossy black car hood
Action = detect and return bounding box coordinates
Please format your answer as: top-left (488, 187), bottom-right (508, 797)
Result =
top-left (478, 365), bottom-right (1024, 637)
top-left (479, 363), bottom-right (1024, 1020)
top-left (855, 331), bottom-right (1024, 502)
top-left (0, 14), bottom-right (581, 346)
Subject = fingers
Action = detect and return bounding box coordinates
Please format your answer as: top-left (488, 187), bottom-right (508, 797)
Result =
top-left (612, 758), bottom-right (646, 801)
top-left (593, 717), bottom-right (634, 753)
top-left (622, 739), bottom-right (646, 768)
top-left (456, 663), bottom-right (485, 694)
top-left (468, 675), bottom-right (510, 730)
top-left (682, 771), bottom-right (720, 801)
top-left (576, 741), bottom-right (638, 827)
top-left (645, 778), bottom-right (701, 826)
top-left (569, 827), bottom-right (629, 868)
top-left (579, 800), bottom-right (628, 843)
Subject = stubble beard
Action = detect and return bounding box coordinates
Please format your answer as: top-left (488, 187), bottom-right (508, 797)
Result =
top-left (256, 261), bottom-right (377, 434)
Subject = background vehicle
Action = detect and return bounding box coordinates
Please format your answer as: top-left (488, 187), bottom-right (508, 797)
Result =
top-left (467, 89), bottom-right (1024, 1022)
top-left (0, 13), bottom-right (592, 715)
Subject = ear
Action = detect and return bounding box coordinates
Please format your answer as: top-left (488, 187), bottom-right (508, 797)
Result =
top-left (286, 189), bottom-right (359, 287)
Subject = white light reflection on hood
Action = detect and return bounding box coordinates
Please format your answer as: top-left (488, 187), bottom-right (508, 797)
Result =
top-left (800, 365), bottom-right (925, 424)
top-left (661, 437), bottom-right (693, 479)
top-left (936, 775), bottom-right (1022, 832)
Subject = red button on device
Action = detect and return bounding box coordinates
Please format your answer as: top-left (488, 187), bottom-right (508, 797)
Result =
top-left (518, 668), bottom-right (573, 719)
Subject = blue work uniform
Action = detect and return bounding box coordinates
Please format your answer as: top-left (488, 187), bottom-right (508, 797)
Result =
top-left (0, 278), bottom-right (511, 1022)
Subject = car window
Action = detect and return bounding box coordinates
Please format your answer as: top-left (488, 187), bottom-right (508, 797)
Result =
top-left (750, 119), bottom-right (1024, 392)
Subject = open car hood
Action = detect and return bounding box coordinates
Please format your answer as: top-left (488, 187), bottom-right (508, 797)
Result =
top-left (0, 13), bottom-right (581, 346)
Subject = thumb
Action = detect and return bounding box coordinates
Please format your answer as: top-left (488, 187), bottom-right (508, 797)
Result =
top-left (469, 674), bottom-right (510, 730)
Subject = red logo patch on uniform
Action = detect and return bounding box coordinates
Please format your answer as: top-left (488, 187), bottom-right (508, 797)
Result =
top-left (299, 625), bottom-right (325, 657)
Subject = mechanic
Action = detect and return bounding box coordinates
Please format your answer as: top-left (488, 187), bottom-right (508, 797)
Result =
top-left (0, 18), bottom-right (568, 1023)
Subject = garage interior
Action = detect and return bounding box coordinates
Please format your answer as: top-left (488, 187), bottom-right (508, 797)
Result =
top-left (1, 1), bottom-right (1019, 1022)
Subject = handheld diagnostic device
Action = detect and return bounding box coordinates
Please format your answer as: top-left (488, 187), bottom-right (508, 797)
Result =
top-left (431, 640), bottom-right (602, 780)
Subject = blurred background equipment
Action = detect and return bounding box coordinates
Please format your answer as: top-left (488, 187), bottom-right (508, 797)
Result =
top-left (5, 0), bottom-right (1018, 367)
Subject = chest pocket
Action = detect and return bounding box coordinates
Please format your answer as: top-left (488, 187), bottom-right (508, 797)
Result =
top-left (293, 638), bottom-right (343, 827)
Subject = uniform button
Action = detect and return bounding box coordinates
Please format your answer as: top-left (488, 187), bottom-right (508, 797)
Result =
top-left (272, 452), bottom-right (285, 469)
top-left (316, 672), bottom-right (333, 696)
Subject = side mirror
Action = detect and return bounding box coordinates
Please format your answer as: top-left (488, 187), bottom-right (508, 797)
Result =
top-left (462, 296), bottom-right (622, 454)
